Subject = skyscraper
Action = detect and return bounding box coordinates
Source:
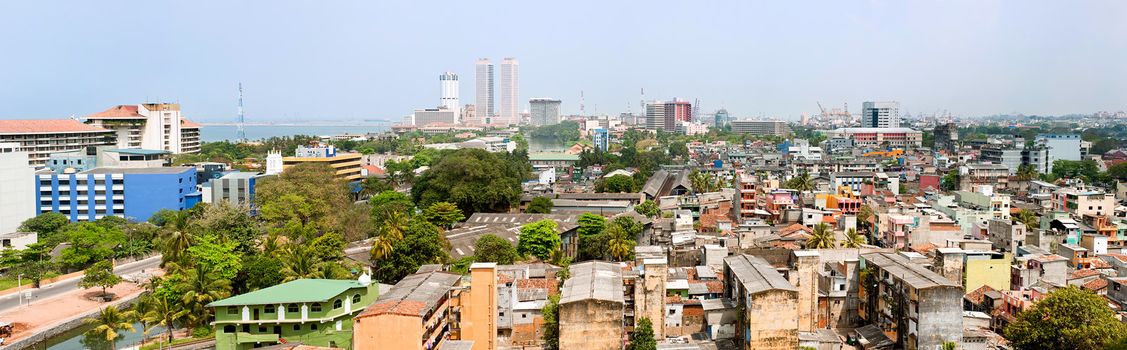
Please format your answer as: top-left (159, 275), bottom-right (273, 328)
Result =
top-left (440, 72), bottom-right (459, 114)
top-left (499, 57), bottom-right (519, 126)
top-left (475, 59), bottom-right (494, 123)
top-left (645, 101), bottom-right (666, 131)
top-left (861, 101), bottom-right (900, 128)
top-left (529, 98), bottom-right (562, 126)
top-left (663, 100), bottom-right (692, 132)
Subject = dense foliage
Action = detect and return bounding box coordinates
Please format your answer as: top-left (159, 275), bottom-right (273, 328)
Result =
top-left (1004, 286), bottom-right (1127, 350)
top-left (412, 148), bottom-right (527, 215)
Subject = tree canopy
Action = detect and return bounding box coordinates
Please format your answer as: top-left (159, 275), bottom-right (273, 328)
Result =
top-left (517, 220), bottom-right (561, 261)
top-left (1004, 286), bottom-right (1127, 350)
top-left (474, 234), bottom-right (517, 265)
top-left (527, 196), bottom-right (554, 214)
top-left (412, 148), bottom-right (524, 215)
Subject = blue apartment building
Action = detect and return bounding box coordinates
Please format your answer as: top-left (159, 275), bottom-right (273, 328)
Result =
top-left (35, 167), bottom-right (201, 222)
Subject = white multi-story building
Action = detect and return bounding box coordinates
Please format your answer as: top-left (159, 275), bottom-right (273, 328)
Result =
top-left (475, 58), bottom-right (494, 123)
top-left (529, 98), bottom-right (561, 126)
top-left (413, 107), bottom-right (458, 126)
top-left (499, 57), bottom-right (519, 126)
top-left (0, 143), bottom-right (34, 234)
top-left (645, 101), bottom-right (666, 131)
top-left (1036, 134), bottom-right (1083, 173)
top-left (861, 101), bottom-right (900, 128)
top-left (0, 120), bottom-right (116, 166)
top-left (84, 103), bottom-right (201, 154)
top-left (440, 72), bottom-right (460, 113)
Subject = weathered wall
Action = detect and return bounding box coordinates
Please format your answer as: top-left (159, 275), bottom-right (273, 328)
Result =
top-left (745, 290), bottom-right (799, 350)
top-left (635, 260), bottom-right (667, 338)
top-left (353, 314), bottom-right (424, 350)
top-left (560, 299), bottom-right (624, 350)
top-left (915, 287), bottom-right (964, 349)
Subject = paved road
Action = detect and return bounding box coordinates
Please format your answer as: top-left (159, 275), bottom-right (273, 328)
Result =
top-left (0, 255), bottom-right (162, 314)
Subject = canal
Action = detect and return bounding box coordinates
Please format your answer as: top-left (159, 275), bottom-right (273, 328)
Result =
top-left (24, 322), bottom-right (164, 350)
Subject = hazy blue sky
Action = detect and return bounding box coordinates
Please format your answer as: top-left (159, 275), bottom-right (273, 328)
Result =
top-left (1, 1), bottom-right (1124, 122)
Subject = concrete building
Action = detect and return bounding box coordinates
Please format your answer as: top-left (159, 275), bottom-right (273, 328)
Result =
top-left (1052, 186), bottom-right (1114, 218)
top-left (0, 119), bottom-right (115, 166)
top-left (459, 263), bottom-right (499, 350)
top-left (46, 147), bottom-right (169, 174)
top-left (84, 103), bottom-right (202, 154)
top-left (559, 261), bottom-right (625, 350)
top-left (933, 122), bottom-right (959, 153)
top-left (824, 128), bottom-right (922, 149)
top-left (1036, 134), bottom-right (1083, 172)
top-left (498, 58), bottom-right (519, 126)
top-left (592, 128), bottom-right (609, 152)
top-left (987, 219), bottom-right (1026, 253)
top-left (723, 254), bottom-right (799, 350)
top-left (959, 164), bottom-right (1011, 191)
top-left (271, 145), bottom-right (363, 181)
top-left (635, 258), bottom-right (668, 339)
top-left (663, 100), bottom-right (692, 133)
top-left (475, 59), bottom-right (495, 123)
top-left (35, 167), bottom-right (201, 222)
top-left (441, 72), bottom-right (460, 112)
top-left (529, 98), bottom-right (562, 126)
top-left (980, 145), bottom-right (1024, 175)
top-left (860, 252), bottom-right (962, 349)
top-left (354, 270), bottom-right (462, 350)
top-left (414, 107), bottom-right (459, 126)
top-left (0, 143), bottom-right (34, 234)
top-left (209, 277), bottom-right (380, 350)
top-left (645, 101), bottom-right (666, 131)
top-left (208, 172), bottom-right (264, 205)
top-left (729, 120), bottom-right (790, 136)
top-left (861, 101), bottom-right (900, 128)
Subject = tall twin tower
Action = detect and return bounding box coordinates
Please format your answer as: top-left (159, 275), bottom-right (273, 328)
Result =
top-left (437, 58), bottom-right (518, 126)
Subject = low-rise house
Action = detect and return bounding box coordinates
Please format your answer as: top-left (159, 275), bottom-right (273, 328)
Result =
top-left (559, 261), bottom-right (626, 350)
top-left (860, 252), bottom-right (963, 349)
top-left (353, 270), bottom-right (463, 350)
top-left (723, 254), bottom-right (799, 350)
top-left (209, 277), bottom-right (380, 350)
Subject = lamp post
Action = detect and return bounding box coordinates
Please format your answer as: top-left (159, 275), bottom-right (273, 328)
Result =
top-left (16, 274), bottom-right (23, 307)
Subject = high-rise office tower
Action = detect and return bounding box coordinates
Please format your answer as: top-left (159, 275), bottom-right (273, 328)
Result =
top-left (499, 58), bottom-right (519, 126)
top-left (862, 101), bottom-right (900, 128)
top-left (645, 101), bottom-right (666, 131)
top-left (440, 72), bottom-right (459, 116)
top-left (529, 98), bottom-right (562, 126)
top-left (663, 100), bottom-right (692, 132)
top-left (475, 59), bottom-right (494, 123)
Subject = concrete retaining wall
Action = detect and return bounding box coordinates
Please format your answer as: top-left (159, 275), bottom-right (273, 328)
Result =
top-left (1, 293), bottom-right (142, 350)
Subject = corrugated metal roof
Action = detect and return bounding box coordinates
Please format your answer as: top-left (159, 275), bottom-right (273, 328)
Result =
top-left (560, 261), bottom-right (624, 304)
top-left (862, 252), bottom-right (959, 289)
top-left (723, 254), bottom-right (797, 294)
top-left (209, 279), bottom-right (366, 307)
top-left (360, 271), bottom-right (461, 317)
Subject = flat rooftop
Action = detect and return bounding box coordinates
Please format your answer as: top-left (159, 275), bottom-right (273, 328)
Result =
top-left (82, 167), bottom-right (193, 174)
top-left (724, 254), bottom-right (797, 294)
top-left (360, 271), bottom-right (461, 318)
top-left (862, 252), bottom-right (959, 289)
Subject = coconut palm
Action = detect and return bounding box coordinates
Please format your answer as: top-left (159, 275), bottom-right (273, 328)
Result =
top-left (1016, 164), bottom-right (1039, 181)
top-left (142, 294), bottom-right (186, 345)
top-left (842, 228), bottom-right (866, 248)
top-left (281, 246), bottom-right (322, 282)
top-left (156, 211), bottom-right (196, 266)
top-left (857, 205), bottom-right (875, 234)
top-left (178, 266), bottom-right (232, 334)
top-left (1014, 209), bottom-right (1039, 232)
top-left (85, 305), bottom-right (137, 350)
top-left (806, 223), bottom-right (837, 249)
top-left (786, 170), bottom-right (815, 193)
top-left (606, 225), bottom-right (634, 262)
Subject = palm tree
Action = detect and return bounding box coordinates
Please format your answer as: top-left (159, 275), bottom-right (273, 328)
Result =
top-left (85, 305), bottom-right (138, 350)
top-left (857, 205), bottom-right (875, 234)
top-left (157, 211), bottom-right (195, 265)
top-left (842, 228), bottom-right (866, 248)
top-left (281, 246), bottom-right (322, 282)
top-left (178, 266), bottom-right (232, 334)
top-left (806, 223), bottom-right (837, 249)
top-left (132, 295), bottom-right (153, 346)
top-left (606, 225), bottom-right (634, 262)
top-left (786, 170), bottom-right (814, 193)
top-left (1016, 164), bottom-right (1039, 181)
top-left (1014, 209), bottom-right (1039, 232)
top-left (142, 294), bottom-right (186, 345)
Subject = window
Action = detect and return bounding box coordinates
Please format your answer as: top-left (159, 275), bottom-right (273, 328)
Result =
top-left (310, 323), bottom-right (318, 331)
top-left (241, 325), bottom-right (250, 333)
top-left (287, 303), bottom-right (299, 313)
top-left (223, 325), bottom-right (236, 333)
top-left (264, 306), bottom-right (275, 314)
top-left (228, 306), bottom-right (238, 315)
top-left (258, 326), bottom-right (267, 333)
top-left (333, 299), bottom-right (342, 309)
top-left (352, 294), bottom-right (361, 304)
top-left (293, 324), bottom-right (301, 331)
top-left (312, 303), bottom-right (322, 312)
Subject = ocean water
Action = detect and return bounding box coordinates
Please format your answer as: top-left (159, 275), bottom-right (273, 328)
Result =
top-left (200, 125), bottom-right (390, 142)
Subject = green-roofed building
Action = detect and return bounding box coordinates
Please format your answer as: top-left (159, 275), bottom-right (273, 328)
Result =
top-left (208, 276), bottom-right (379, 350)
top-left (528, 152), bottom-right (580, 170)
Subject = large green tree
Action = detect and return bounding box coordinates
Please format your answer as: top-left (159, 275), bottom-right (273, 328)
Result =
top-left (423, 201), bottom-right (465, 229)
top-left (372, 219), bottom-right (449, 283)
top-left (474, 234), bottom-right (517, 265)
top-left (256, 163), bottom-right (369, 240)
top-left (632, 317), bottom-right (657, 350)
top-left (516, 220), bottom-right (561, 261)
top-left (805, 223), bottom-right (836, 249)
top-left (527, 196), bottom-right (554, 214)
top-left (1004, 286), bottom-right (1127, 350)
top-left (412, 148), bottom-right (523, 215)
top-left (600, 174), bottom-right (637, 193)
top-left (60, 222), bottom-right (126, 270)
top-left (541, 294), bottom-right (561, 350)
top-left (18, 212), bottom-right (70, 244)
top-left (634, 200), bottom-right (660, 218)
top-left (84, 305), bottom-right (137, 350)
top-left (79, 260), bottom-right (122, 299)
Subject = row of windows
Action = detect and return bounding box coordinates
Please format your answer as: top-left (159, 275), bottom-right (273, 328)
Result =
top-left (227, 295), bottom-right (362, 316)
top-left (222, 323), bottom-right (320, 334)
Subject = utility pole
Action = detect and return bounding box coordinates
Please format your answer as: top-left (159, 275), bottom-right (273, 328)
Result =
top-left (16, 274), bottom-right (22, 307)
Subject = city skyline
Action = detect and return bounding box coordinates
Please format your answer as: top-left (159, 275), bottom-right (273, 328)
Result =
top-left (0, 1), bottom-right (1124, 121)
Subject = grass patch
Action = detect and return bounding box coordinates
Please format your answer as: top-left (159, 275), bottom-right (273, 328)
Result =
top-left (0, 272), bottom-right (60, 291)
top-left (138, 335), bottom-right (214, 350)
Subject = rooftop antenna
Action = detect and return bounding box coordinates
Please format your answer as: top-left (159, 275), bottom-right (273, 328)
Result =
top-left (236, 83), bottom-right (246, 142)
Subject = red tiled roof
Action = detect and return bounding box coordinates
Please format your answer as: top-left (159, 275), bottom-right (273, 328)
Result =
top-left (362, 300), bottom-right (427, 317)
top-left (181, 118), bottom-right (201, 128)
top-left (912, 243), bottom-right (938, 254)
top-left (362, 165), bottom-right (385, 176)
top-left (965, 285), bottom-right (998, 305)
top-left (86, 105), bottom-right (144, 119)
top-left (1090, 259), bottom-right (1112, 269)
top-left (0, 119), bottom-right (111, 134)
top-left (1070, 269), bottom-right (1101, 279)
top-left (1082, 278), bottom-right (1108, 291)
top-left (516, 278), bottom-right (555, 290)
